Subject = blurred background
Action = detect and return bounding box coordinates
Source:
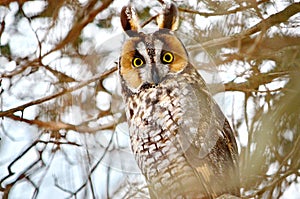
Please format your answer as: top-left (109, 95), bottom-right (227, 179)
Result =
top-left (0, 0), bottom-right (299, 198)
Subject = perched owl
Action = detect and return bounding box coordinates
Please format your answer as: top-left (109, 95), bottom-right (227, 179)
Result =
top-left (118, 4), bottom-right (240, 199)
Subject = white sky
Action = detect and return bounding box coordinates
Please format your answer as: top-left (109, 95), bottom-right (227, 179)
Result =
top-left (0, 0), bottom-right (299, 198)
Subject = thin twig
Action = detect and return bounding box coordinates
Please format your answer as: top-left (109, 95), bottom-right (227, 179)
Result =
top-left (0, 66), bottom-right (117, 117)
top-left (187, 2), bottom-right (300, 50)
top-left (178, 0), bottom-right (268, 17)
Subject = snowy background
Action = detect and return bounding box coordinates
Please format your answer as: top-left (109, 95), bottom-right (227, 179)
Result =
top-left (0, 0), bottom-right (300, 198)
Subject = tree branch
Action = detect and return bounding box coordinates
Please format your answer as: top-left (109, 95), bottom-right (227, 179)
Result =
top-left (6, 114), bottom-right (118, 133)
top-left (0, 66), bottom-right (117, 117)
top-left (210, 71), bottom-right (289, 94)
top-left (178, 0), bottom-right (268, 17)
top-left (224, 71), bottom-right (289, 93)
top-left (188, 2), bottom-right (300, 50)
top-left (49, 0), bottom-right (114, 53)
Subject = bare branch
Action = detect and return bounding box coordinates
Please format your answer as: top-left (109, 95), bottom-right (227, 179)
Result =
top-left (6, 114), bottom-right (118, 133)
top-left (178, 0), bottom-right (268, 17)
top-left (49, 0), bottom-right (114, 54)
top-left (0, 66), bottom-right (117, 117)
top-left (188, 2), bottom-right (300, 50)
top-left (209, 71), bottom-right (289, 94)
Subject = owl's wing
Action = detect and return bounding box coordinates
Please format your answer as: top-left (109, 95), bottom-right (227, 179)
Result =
top-left (177, 73), bottom-right (240, 197)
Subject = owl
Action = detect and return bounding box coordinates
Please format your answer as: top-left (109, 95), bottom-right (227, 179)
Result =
top-left (118, 4), bottom-right (240, 199)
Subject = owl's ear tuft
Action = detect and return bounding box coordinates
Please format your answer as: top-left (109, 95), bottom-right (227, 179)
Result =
top-left (121, 6), bottom-right (140, 36)
top-left (157, 3), bottom-right (179, 31)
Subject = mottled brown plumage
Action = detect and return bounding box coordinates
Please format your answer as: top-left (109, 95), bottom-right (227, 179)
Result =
top-left (119, 4), bottom-right (240, 199)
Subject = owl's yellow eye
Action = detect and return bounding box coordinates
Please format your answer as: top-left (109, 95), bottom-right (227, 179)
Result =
top-left (132, 57), bottom-right (144, 68)
top-left (161, 52), bottom-right (174, 64)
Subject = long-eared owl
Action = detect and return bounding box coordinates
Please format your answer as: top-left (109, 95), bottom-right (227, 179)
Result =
top-left (118, 3), bottom-right (240, 199)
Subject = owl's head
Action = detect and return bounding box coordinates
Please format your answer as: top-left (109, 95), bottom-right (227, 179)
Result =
top-left (119, 4), bottom-right (189, 93)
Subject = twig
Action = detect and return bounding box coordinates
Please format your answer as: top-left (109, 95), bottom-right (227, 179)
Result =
top-left (0, 66), bottom-right (117, 117)
top-left (55, 130), bottom-right (116, 198)
top-left (141, 14), bottom-right (159, 28)
top-left (178, 0), bottom-right (268, 17)
top-left (187, 2), bottom-right (300, 50)
top-left (209, 71), bottom-right (289, 94)
top-left (48, 0), bottom-right (113, 54)
top-left (7, 114), bottom-right (118, 133)
top-left (224, 71), bottom-right (289, 92)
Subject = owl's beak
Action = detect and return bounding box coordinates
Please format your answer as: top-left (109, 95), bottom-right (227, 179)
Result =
top-left (151, 65), bottom-right (161, 85)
